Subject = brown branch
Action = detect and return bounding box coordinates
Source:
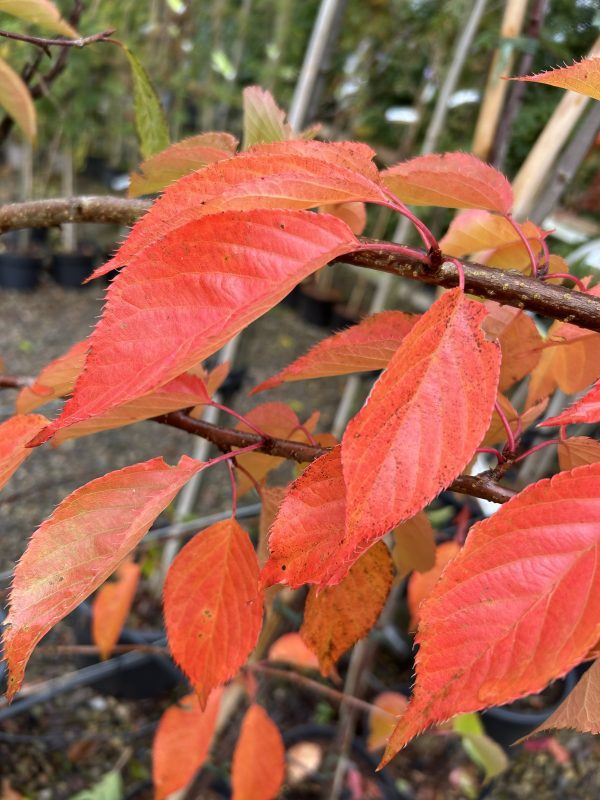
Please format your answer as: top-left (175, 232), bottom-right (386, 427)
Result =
top-left (0, 375), bottom-right (32, 389)
top-left (0, 196), bottom-right (150, 233)
top-left (157, 411), bottom-right (516, 504)
top-left (0, 28), bottom-right (116, 56)
top-left (0, 195), bottom-right (598, 331)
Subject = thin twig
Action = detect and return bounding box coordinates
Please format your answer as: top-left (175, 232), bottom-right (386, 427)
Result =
top-left (0, 28), bottom-right (116, 54)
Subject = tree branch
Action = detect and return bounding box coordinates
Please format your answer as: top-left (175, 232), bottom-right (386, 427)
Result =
top-left (156, 411), bottom-right (516, 504)
top-left (0, 195), bottom-right (598, 331)
top-left (0, 28), bottom-right (116, 56)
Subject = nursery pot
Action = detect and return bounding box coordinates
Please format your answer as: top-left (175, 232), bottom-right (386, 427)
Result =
top-left (297, 284), bottom-right (341, 328)
top-left (51, 253), bottom-right (95, 288)
top-left (482, 671), bottom-right (578, 748)
top-left (72, 602), bottom-right (184, 700)
top-left (0, 253), bottom-right (42, 290)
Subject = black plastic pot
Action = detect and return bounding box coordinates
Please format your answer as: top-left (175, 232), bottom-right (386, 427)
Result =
top-left (72, 602), bottom-right (184, 699)
top-left (482, 671), bottom-right (578, 747)
top-left (297, 285), bottom-right (341, 328)
top-left (51, 253), bottom-right (95, 288)
top-left (0, 253), bottom-right (42, 290)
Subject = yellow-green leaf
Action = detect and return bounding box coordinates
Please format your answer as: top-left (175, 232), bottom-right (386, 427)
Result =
top-left (0, 0), bottom-right (78, 37)
top-left (124, 47), bottom-right (170, 159)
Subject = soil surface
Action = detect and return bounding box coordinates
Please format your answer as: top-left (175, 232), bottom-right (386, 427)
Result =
top-left (1, 277), bottom-right (599, 798)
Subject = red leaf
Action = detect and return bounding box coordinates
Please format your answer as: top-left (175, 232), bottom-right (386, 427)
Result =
top-left (91, 140), bottom-right (385, 280)
top-left (541, 379), bottom-right (600, 427)
top-left (0, 414), bottom-right (48, 492)
top-left (260, 446), bottom-right (347, 589)
top-left (231, 704), bottom-right (285, 800)
top-left (32, 210), bottom-right (359, 445)
top-left (153, 688), bottom-right (223, 799)
top-left (16, 338), bottom-right (88, 414)
top-left (92, 560), bottom-right (141, 660)
top-left (342, 289), bottom-right (500, 551)
top-left (381, 463), bottom-right (600, 764)
top-left (483, 302), bottom-right (543, 391)
top-left (382, 153), bottom-right (513, 213)
top-left (300, 542), bottom-right (393, 676)
top-left (268, 633), bottom-right (319, 670)
top-left (511, 58), bottom-right (600, 101)
top-left (129, 132), bottom-right (237, 197)
top-left (251, 310), bottom-right (416, 394)
top-left (528, 660), bottom-right (600, 737)
top-left (3, 455), bottom-right (203, 698)
top-left (163, 519), bottom-right (263, 708)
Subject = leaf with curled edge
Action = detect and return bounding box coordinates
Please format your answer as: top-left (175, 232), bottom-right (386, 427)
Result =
top-left (300, 542), bottom-right (393, 676)
top-left (129, 132), bottom-right (237, 197)
top-left (382, 153), bottom-right (513, 213)
top-left (0, 0), bottom-right (78, 37)
top-left (526, 659), bottom-right (600, 738)
top-left (231, 704), bottom-right (285, 800)
top-left (541, 379), bottom-right (600, 428)
top-left (90, 140), bottom-right (386, 281)
top-left (0, 414), bottom-right (48, 492)
top-left (439, 210), bottom-right (544, 259)
top-left (341, 289), bottom-right (500, 557)
top-left (92, 560), bottom-right (140, 660)
top-left (251, 311), bottom-right (416, 395)
top-left (558, 437), bottom-right (600, 472)
top-left (163, 519), bottom-right (263, 709)
top-left (153, 688), bottom-right (223, 800)
top-left (0, 57), bottom-right (36, 143)
top-left (31, 210), bottom-right (359, 446)
top-left (381, 463), bottom-right (600, 765)
top-left (3, 455), bottom-right (204, 698)
top-left (511, 58), bottom-right (600, 101)
top-left (16, 339), bottom-right (89, 414)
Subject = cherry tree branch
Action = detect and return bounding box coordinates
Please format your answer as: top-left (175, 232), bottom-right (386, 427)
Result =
top-left (0, 28), bottom-right (116, 56)
top-left (0, 195), bottom-right (598, 331)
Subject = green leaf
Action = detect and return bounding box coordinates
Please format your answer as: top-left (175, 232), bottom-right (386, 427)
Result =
top-left (69, 770), bottom-right (122, 800)
top-left (124, 47), bottom-right (170, 159)
top-left (453, 714), bottom-right (508, 784)
top-left (0, 0), bottom-right (78, 37)
top-left (242, 86), bottom-right (292, 149)
top-left (0, 56), bottom-right (36, 142)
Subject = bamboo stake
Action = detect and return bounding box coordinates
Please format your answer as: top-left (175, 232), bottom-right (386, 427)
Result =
top-left (472, 0), bottom-right (529, 160)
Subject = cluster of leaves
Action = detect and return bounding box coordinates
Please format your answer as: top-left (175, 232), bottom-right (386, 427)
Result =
top-left (1, 61), bottom-right (600, 797)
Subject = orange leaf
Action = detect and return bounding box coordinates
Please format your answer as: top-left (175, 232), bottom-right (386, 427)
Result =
top-left (258, 485), bottom-right (287, 567)
top-left (382, 463), bottom-right (600, 764)
top-left (483, 302), bottom-right (543, 391)
top-left (300, 542), bottom-right (393, 676)
top-left (16, 339), bottom-right (89, 414)
top-left (164, 519), bottom-right (263, 708)
top-left (541, 379), bottom-right (600, 427)
top-left (91, 140), bottom-right (386, 280)
top-left (392, 511), bottom-right (437, 579)
top-left (251, 310), bottom-right (416, 394)
top-left (235, 404), bottom-right (318, 495)
top-left (129, 132), bottom-right (237, 197)
top-left (261, 446), bottom-right (347, 588)
top-left (367, 692), bottom-right (409, 752)
top-left (231, 704), bottom-right (285, 800)
top-left (527, 330), bottom-right (600, 407)
top-left (152, 688), bottom-right (223, 799)
top-left (407, 541), bottom-right (460, 629)
top-left (92, 561), bottom-right (141, 660)
top-left (558, 437), bottom-right (600, 471)
top-left (481, 393), bottom-right (548, 448)
top-left (382, 153), bottom-right (513, 213)
top-left (0, 57), bottom-right (36, 142)
top-left (528, 660), bottom-right (600, 737)
top-left (342, 289), bottom-right (500, 555)
top-left (34, 210), bottom-right (358, 445)
top-left (268, 633), bottom-right (319, 670)
top-left (440, 210), bottom-right (544, 258)
top-left (320, 201), bottom-right (367, 234)
top-left (512, 58), bottom-right (600, 101)
top-left (3, 455), bottom-right (203, 698)
top-left (0, 414), bottom-right (48, 492)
